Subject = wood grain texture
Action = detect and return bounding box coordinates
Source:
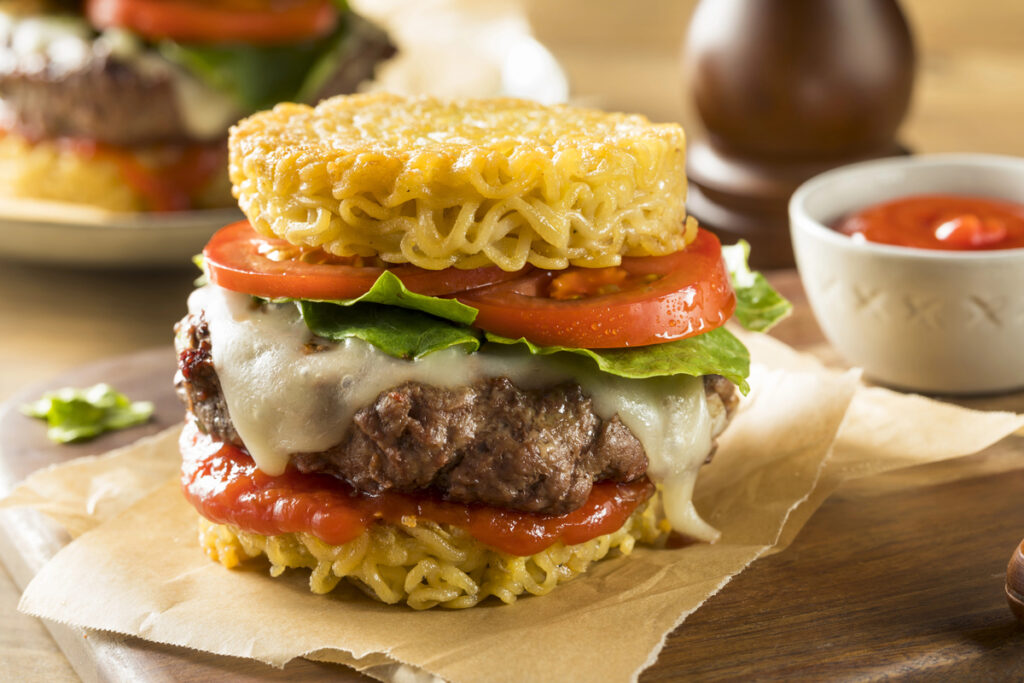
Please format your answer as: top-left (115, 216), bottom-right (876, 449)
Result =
top-left (3, 0), bottom-right (1024, 679)
top-left (0, 351), bottom-right (370, 682)
top-left (647, 469), bottom-right (1024, 680)
top-left (2, 271), bottom-right (1023, 681)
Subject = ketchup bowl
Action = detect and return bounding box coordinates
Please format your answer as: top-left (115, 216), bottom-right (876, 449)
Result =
top-left (789, 154), bottom-right (1024, 394)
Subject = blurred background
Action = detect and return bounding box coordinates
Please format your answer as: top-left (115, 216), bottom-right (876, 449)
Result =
top-left (3, 1), bottom-right (1024, 678)
top-left (2, 0), bottom-right (1022, 395)
top-left (527, 0), bottom-right (1024, 155)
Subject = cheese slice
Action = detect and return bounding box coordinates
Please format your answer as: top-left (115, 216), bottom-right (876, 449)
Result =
top-left (190, 284), bottom-right (720, 542)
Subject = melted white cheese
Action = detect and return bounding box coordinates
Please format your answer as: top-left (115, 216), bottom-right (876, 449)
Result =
top-left (0, 14), bottom-right (91, 75)
top-left (191, 284), bottom-right (720, 542)
top-left (99, 42), bottom-right (240, 141)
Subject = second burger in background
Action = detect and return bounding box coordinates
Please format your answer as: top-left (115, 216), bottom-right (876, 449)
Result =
top-left (0, 0), bottom-right (393, 211)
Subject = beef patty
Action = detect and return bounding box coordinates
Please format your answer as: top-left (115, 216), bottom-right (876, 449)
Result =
top-left (175, 312), bottom-right (738, 515)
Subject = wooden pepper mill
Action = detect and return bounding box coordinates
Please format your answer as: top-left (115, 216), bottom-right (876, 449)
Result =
top-left (1006, 539), bottom-right (1024, 621)
top-left (682, 0), bottom-right (916, 268)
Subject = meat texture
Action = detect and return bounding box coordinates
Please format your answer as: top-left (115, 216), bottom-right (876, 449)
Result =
top-left (292, 378), bottom-right (648, 515)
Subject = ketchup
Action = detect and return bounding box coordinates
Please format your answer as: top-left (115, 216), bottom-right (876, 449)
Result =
top-left (179, 422), bottom-right (655, 557)
top-left (834, 194), bottom-right (1024, 250)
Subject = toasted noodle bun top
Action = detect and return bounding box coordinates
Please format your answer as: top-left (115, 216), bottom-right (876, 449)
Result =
top-left (228, 93), bottom-right (693, 271)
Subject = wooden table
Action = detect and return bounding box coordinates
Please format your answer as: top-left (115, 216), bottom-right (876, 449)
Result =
top-left (3, 1), bottom-right (1024, 680)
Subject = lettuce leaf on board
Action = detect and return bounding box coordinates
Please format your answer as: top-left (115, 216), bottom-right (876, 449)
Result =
top-left (21, 384), bottom-right (154, 444)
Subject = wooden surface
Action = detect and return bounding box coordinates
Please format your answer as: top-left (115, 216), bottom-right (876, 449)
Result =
top-left (2, 274), bottom-right (1023, 682)
top-left (2, 1), bottom-right (1024, 681)
top-left (654, 275), bottom-right (1024, 681)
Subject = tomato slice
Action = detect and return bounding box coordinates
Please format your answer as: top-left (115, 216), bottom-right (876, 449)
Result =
top-left (86, 0), bottom-right (337, 44)
top-left (204, 220), bottom-right (531, 299)
top-left (455, 228), bottom-right (736, 348)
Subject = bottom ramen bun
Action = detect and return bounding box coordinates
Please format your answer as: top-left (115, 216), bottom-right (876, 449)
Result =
top-left (174, 94), bottom-right (789, 609)
top-left (0, 131), bottom-right (232, 212)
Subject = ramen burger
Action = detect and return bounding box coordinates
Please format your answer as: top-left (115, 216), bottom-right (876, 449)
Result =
top-left (0, 0), bottom-right (392, 211)
top-left (174, 94), bottom-right (787, 609)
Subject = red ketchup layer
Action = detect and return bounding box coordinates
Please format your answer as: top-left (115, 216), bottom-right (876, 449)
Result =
top-left (834, 194), bottom-right (1024, 250)
top-left (179, 422), bottom-right (655, 557)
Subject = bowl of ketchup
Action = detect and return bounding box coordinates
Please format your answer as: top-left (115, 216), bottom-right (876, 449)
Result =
top-left (790, 154), bottom-right (1024, 394)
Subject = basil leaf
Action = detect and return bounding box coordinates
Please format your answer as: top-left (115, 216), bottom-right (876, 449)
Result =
top-left (485, 326), bottom-right (751, 393)
top-left (722, 240), bottom-right (792, 332)
top-left (21, 384), bottom-right (154, 444)
top-left (296, 271), bottom-right (481, 359)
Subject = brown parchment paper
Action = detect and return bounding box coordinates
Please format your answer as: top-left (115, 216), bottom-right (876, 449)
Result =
top-left (1, 428), bottom-right (180, 538)
top-left (6, 334), bottom-right (1024, 683)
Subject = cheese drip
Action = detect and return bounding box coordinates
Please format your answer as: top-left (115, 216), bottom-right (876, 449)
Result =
top-left (189, 284), bottom-right (720, 542)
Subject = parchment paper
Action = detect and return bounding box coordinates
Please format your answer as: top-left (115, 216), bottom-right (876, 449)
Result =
top-left (5, 334), bottom-right (1023, 682)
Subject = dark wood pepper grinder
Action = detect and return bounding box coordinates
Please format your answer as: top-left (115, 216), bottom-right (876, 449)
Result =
top-left (1006, 539), bottom-right (1024, 621)
top-left (682, 0), bottom-right (916, 268)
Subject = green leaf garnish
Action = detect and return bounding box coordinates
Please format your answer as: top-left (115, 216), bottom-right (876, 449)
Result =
top-left (722, 240), bottom-right (792, 332)
top-left (21, 383), bottom-right (154, 444)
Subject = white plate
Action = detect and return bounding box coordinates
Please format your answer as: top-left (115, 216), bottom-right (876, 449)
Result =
top-left (0, 3), bottom-right (568, 269)
top-left (0, 198), bottom-right (242, 268)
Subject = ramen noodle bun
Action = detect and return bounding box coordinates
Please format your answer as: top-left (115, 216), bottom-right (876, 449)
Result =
top-left (228, 93), bottom-right (695, 271)
top-left (198, 496), bottom-right (670, 610)
top-left (0, 131), bottom-right (232, 212)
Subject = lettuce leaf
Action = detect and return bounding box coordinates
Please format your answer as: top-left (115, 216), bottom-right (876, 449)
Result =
top-left (300, 302), bottom-right (481, 360)
top-left (485, 327), bottom-right (750, 392)
top-left (157, 7), bottom-right (353, 113)
top-left (302, 270), bottom-right (477, 323)
top-left (722, 241), bottom-right (792, 332)
top-left (284, 243), bottom-right (786, 388)
top-left (297, 271), bottom-right (481, 359)
top-left (21, 384), bottom-right (154, 444)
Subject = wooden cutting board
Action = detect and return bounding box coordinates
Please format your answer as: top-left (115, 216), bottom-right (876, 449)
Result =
top-left (2, 273), bottom-right (1023, 681)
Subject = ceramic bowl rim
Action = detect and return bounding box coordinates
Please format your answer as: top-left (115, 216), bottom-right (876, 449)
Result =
top-left (789, 153), bottom-right (1024, 262)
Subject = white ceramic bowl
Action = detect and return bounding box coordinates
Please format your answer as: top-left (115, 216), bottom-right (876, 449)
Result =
top-left (789, 154), bottom-right (1024, 395)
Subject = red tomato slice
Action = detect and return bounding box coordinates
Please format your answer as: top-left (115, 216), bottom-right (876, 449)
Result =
top-left (204, 220), bottom-right (530, 299)
top-left (86, 0), bottom-right (337, 44)
top-left (455, 228), bottom-right (736, 348)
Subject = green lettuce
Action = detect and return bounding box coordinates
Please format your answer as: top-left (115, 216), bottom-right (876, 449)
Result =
top-left (722, 241), bottom-right (792, 332)
top-left (485, 327), bottom-right (751, 392)
top-left (21, 384), bottom-right (154, 444)
top-left (278, 242), bottom-right (787, 387)
top-left (157, 3), bottom-right (357, 113)
top-left (297, 271), bottom-right (481, 359)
